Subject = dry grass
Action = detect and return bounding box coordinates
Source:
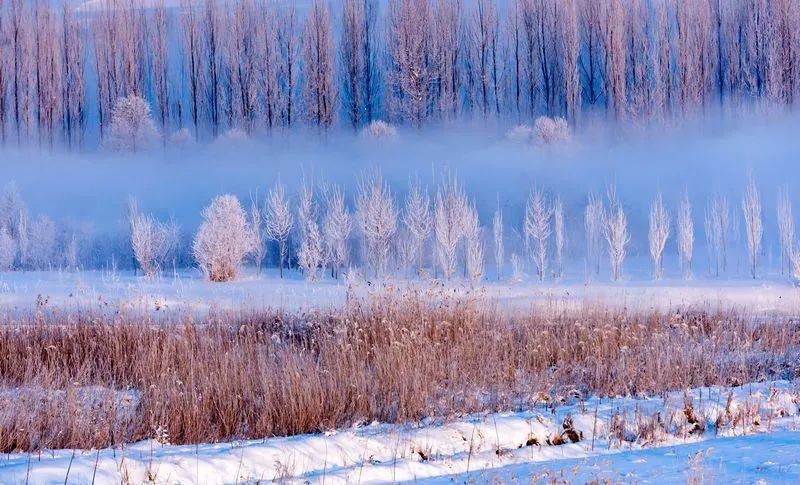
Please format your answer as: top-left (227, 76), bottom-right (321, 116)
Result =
top-left (0, 287), bottom-right (798, 452)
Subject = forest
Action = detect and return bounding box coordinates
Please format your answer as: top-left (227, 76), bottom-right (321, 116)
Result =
top-left (0, 0), bottom-right (796, 148)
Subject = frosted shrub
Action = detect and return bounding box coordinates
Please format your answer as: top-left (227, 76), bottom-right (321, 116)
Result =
top-left (193, 195), bottom-right (252, 282)
top-left (105, 95), bottom-right (160, 152)
top-left (0, 226), bottom-right (16, 271)
top-left (507, 118), bottom-right (571, 146)
top-left (532, 116), bottom-right (571, 145)
top-left (359, 121), bottom-right (398, 141)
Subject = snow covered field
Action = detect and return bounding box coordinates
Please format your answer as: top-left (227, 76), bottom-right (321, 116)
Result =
top-left (2, 267), bottom-right (799, 315)
top-left (1, 381), bottom-right (798, 484)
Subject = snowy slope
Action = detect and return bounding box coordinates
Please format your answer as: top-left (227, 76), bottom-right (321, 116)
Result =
top-left (1, 381), bottom-right (798, 484)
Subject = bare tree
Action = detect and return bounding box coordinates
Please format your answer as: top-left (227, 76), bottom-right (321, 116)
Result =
top-left (434, 175), bottom-right (468, 280)
top-left (385, 0), bottom-right (435, 126)
top-left (322, 185), bottom-right (351, 279)
top-left (603, 185), bottom-right (629, 281)
top-left (493, 196), bottom-right (504, 280)
top-left (249, 194), bottom-right (265, 276)
top-left (265, 181), bottom-right (293, 278)
top-left (553, 196), bottom-right (565, 279)
top-left (464, 202), bottom-right (484, 282)
top-left (297, 179), bottom-right (323, 281)
top-left (27, 215), bottom-right (56, 270)
top-left (193, 194), bottom-right (252, 282)
top-left (584, 192), bottom-right (603, 276)
top-left (677, 189), bottom-right (694, 279)
top-left (0, 226), bottom-right (15, 270)
top-left (741, 174), bottom-right (763, 279)
top-left (776, 187), bottom-right (795, 276)
top-left (130, 208), bottom-right (174, 279)
top-left (648, 191), bottom-right (670, 280)
top-left (524, 186), bottom-right (551, 282)
top-left (302, 0), bottom-right (336, 128)
top-left (356, 173), bottom-right (397, 278)
top-left (339, 0), bottom-right (377, 127)
top-left (402, 179), bottom-right (432, 275)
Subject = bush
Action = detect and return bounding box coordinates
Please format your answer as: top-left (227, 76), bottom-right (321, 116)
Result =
top-left (506, 117), bottom-right (572, 146)
top-left (533, 116), bottom-right (571, 145)
top-left (193, 195), bottom-right (252, 282)
top-left (359, 120), bottom-right (398, 141)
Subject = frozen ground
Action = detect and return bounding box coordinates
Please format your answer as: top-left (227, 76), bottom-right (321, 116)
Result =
top-left (1, 265), bottom-right (799, 315)
top-left (1, 381), bottom-right (798, 484)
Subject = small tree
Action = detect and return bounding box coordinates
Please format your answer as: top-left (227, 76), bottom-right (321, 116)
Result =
top-left (356, 173), bottom-right (397, 278)
top-left (130, 210), bottom-right (174, 279)
top-left (741, 174), bottom-right (762, 279)
top-left (777, 187), bottom-right (795, 276)
top-left (403, 180), bottom-right (432, 274)
top-left (0, 226), bottom-right (16, 271)
top-left (434, 175), bottom-right (468, 280)
top-left (676, 189), bottom-right (694, 279)
top-left (323, 185), bottom-right (352, 279)
top-left (584, 192), bottom-right (604, 276)
top-left (493, 197), bottom-right (504, 280)
top-left (553, 196), bottom-right (566, 280)
top-left (297, 180), bottom-right (323, 281)
top-left (464, 203), bottom-right (484, 282)
top-left (265, 181), bottom-right (294, 278)
top-left (106, 95), bottom-right (160, 152)
top-left (193, 194), bottom-right (252, 282)
top-left (648, 191), bottom-right (670, 280)
top-left (603, 185), bottom-right (630, 281)
top-left (524, 186), bottom-right (551, 281)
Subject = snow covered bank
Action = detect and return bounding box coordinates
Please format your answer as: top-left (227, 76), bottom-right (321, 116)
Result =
top-left (2, 381), bottom-right (798, 484)
top-left (2, 269), bottom-right (800, 315)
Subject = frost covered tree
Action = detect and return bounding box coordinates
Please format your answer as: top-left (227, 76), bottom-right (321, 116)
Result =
top-left (249, 195), bottom-right (266, 276)
top-left (402, 180), bottom-right (432, 274)
top-left (524, 186), bottom-right (551, 282)
top-left (677, 189), bottom-right (694, 279)
top-left (464, 203), bottom-right (484, 282)
top-left (741, 175), bottom-right (763, 279)
top-left (297, 180), bottom-right (323, 281)
top-left (322, 185), bottom-right (352, 279)
top-left (648, 192), bottom-right (670, 280)
top-left (584, 192), bottom-right (603, 276)
top-left (434, 175), bottom-right (468, 280)
top-left (493, 198), bottom-right (504, 280)
top-left (193, 194), bottom-right (252, 282)
top-left (705, 194), bottom-right (730, 276)
top-left (106, 95), bottom-right (160, 152)
top-left (553, 196), bottom-right (565, 279)
top-left (0, 226), bottom-right (16, 271)
top-left (776, 187), bottom-right (795, 276)
top-left (301, 0), bottom-right (336, 127)
top-left (356, 173), bottom-right (397, 278)
top-left (130, 209), bottom-right (175, 279)
top-left (265, 181), bottom-right (293, 278)
top-left (28, 215), bottom-right (57, 270)
top-left (603, 185), bottom-right (629, 281)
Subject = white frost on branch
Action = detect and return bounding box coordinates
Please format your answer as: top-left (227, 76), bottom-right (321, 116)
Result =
top-left (648, 191), bottom-right (670, 280)
top-left (105, 95), bottom-right (160, 152)
top-left (193, 194), bottom-right (252, 282)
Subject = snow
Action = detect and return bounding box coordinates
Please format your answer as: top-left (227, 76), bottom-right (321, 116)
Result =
top-left (1, 381), bottom-right (798, 483)
top-left (1, 266), bottom-right (800, 315)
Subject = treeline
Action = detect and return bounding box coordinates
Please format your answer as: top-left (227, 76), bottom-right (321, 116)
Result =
top-left (0, 0), bottom-right (798, 147)
top-left (0, 172), bottom-right (795, 283)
